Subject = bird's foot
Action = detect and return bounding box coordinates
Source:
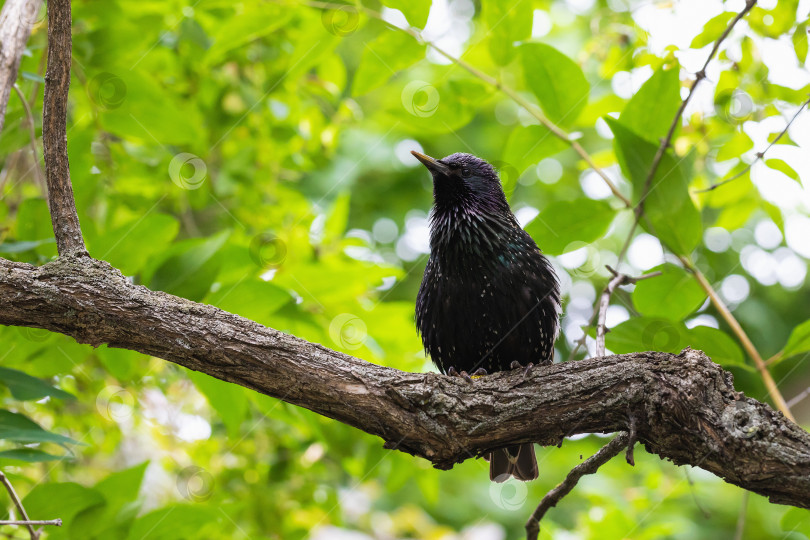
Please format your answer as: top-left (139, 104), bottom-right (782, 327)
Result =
top-left (470, 367), bottom-right (488, 379)
top-left (509, 361), bottom-right (534, 379)
top-left (447, 366), bottom-right (473, 383)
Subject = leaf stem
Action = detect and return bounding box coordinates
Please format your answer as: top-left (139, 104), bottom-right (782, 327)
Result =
top-left (681, 256), bottom-right (794, 421)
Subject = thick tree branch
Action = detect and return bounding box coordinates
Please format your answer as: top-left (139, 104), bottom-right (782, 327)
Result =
top-left (0, 0), bottom-right (42, 134)
top-left (42, 0), bottom-right (86, 257)
top-left (0, 256), bottom-right (808, 508)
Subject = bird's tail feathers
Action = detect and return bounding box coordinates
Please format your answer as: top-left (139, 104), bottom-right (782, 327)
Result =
top-left (489, 443), bottom-right (538, 482)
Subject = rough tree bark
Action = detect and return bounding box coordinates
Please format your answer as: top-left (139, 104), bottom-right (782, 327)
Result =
top-left (0, 255), bottom-right (809, 509)
top-left (0, 0), bottom-right (42, 134)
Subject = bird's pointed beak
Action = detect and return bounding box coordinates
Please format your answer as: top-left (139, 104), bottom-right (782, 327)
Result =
top-left (411, 151), bottom-right (451, 176)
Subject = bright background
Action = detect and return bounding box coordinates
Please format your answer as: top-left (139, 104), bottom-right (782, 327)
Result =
top-left (1, 0), bottom-right (810, 538)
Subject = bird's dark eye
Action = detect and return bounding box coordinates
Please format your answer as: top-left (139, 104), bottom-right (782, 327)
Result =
top-left (461, 167), bottom-right (471, 178)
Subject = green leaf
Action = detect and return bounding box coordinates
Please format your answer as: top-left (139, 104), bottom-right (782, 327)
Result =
top-left (781, 508), bottom-right (810, 537)
top-left (482, 0), bottom-right (532, 65)
top-left (794, 23), bottom-right (808, 64)
top-left (782, 319), bottom-right (810, 359)
top-left (205, 279), bottom-right (290, 325)
top-left (0, 448), bottom-right (65, 462)
top-left (605, 317), bottom-right (688, 354)
top-left (501, 124), bottom-right (568, 175)
top-left (0, 366), bottom-right (76, 401)
top-left (149, 230), bottom-right (230, 301)
top-left (619, 67), bottom-right (682, 143)
top-left (381, 0), bottom-right (430, 28)
top-left (70, 462), bottom-right (149, 538)
top-left (322, 191), bottom-right (351, 244)
top-left (765, 158), bottom-right (800, 182)
top-left (23, 482), bottom-right (105, 533)
top-left (352, 29), bottom-right (425, 96)
top-left (204, 4), bottom-right (293, 65)
top-left (685, 326), bottom-right (745, 367)
top-left (21, 71), bottom-right (46, 83)
top-left (0, 238), bottom-right (56, 254)
top-left (0, 409), bottom-right (81, 446)
top-left (690, 13), bottom-right (736, 48)
top-left (525, 199), bottom-right (616, 255)
top-left (189, 371), bottom-right (248, 438)
top-left (716, 130), bottom-right (753, 162)
top-left (90, 213), bottom-right (179, 276)
top-left (606, 117), bottom-right (702, 254)
top-left (521, 43), bottom-right (590, 126)
top-left (96, 69), bottom-right (206, 146)
top-left (15, 198), bottom-right (57, 258)
top-left (126, 504), bottom-right (218, 540)
top-left (632, 264), bottom-right (706, 321)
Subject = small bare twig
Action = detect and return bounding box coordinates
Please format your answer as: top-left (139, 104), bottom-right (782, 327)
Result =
top-left (0, 471), bottom-right (39, 540)
top-left (0, 520), bottom-right (61, 527)
top-left (43, 0), bottom-right (87, 256)
top-left (696, 96), bottom-right (810, 193)
top-left (525, 433), bottom-right (629, 540)
top-left (734, 491), bottom-right (749, 540)
top-left (637, 0), bottom-right (757, 216)
top-left (12, 83), bottom-right (44, 190)
top-left (595, 266), bottom-right (661, 357)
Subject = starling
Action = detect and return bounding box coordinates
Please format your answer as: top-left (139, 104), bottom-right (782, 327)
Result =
top-left (412, 151), bottom-right (560, 483)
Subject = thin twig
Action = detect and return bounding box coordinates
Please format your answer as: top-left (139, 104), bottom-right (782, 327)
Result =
top-left (295, 0), bottom-right (633, 208)
top-left (525, 433), bottom-right (629, 540)
top-left (0, 520), bottom-right (61, 527)
top-left (787, 386), bottom-right (810, 409)
top-left (696, 96), bottom-right (810, 193)
top-left (636, 0), bottom-right (757, 216)
top-left (733, 491), bottom-right (749, 540)
top-left (11, 83), bottom-right (45, 190)
top-left (681, 257), bottom-right (795, 421)
top-left (0, 471), bottom-right (39, 540)
top-left (43, 0), bottom-right (87, 256)
top-left (595, 266), bottom-right (661, 357)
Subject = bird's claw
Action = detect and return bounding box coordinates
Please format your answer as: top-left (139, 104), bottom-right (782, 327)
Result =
top-left (447, 366), bottom-right (473, 383)
top-left (510, 361), bottom-right (534, 380)
top-left (471, 367), bottom-right (488, 378)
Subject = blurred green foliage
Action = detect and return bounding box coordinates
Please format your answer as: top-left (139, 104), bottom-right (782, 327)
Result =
top-left (1, 0), bottom-right (810, 538)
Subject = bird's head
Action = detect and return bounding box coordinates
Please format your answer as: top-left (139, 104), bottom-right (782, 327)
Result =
top-left (411, 151), bottom-right (510, 215)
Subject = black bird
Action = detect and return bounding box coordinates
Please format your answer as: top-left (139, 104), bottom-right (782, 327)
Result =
top-left (412, 151), bottom-right (560, 483)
